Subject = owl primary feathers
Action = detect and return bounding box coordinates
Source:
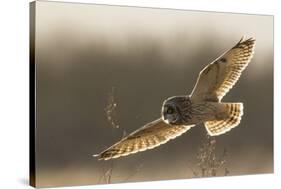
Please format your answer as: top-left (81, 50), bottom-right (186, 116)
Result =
top-left (94, 37), bottom-right (255, 160)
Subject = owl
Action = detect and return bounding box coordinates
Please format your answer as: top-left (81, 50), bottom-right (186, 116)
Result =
top-left (94, 37), bottom-right (255, 160)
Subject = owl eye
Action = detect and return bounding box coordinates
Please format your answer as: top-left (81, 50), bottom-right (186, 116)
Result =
top-left (166, 107), bottom-right (174, 114)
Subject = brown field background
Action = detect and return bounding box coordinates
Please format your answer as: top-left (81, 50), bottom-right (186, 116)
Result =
top-left (34, 1), bottom-right (273, 187)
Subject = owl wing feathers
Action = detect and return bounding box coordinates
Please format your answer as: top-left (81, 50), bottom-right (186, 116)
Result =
top-left (94, 118), bottom-right (194, 160)
top-left (191, 37), bottom-right (255, 102)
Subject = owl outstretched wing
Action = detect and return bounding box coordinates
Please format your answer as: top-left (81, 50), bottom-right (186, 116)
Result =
top-left (94, 119), bottom-right (194, 160)
top-left (190, 37), bottom-right (255, 102)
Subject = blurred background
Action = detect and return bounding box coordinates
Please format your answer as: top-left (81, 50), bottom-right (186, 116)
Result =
top-left (34, 1), bottom-right (273, 187)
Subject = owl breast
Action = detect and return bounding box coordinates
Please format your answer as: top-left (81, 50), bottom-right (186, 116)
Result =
top-left (162, 96), bottom-right (220, 125)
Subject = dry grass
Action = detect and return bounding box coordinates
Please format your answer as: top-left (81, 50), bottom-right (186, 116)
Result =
top-left (98, 161), bottom-right (114, 184)
top-left (98, 161), bottom-right (143, 184)
top-left (98, 87), bottom-right (142, 184)
top-left (189, 134), bottom-right (229, 177)
top-left (105, 87), bottom-right (119, 129)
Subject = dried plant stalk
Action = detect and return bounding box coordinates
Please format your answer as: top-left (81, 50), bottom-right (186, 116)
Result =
top-left (105, 87), bottom-right (119, 129)
top-left (98, 87), bottom-right (141, 184)
top-left (191, 134), bottom-right (229, 177)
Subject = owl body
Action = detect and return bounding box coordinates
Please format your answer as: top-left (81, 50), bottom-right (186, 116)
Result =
top-left (162, 96), bottom-right (228, 126)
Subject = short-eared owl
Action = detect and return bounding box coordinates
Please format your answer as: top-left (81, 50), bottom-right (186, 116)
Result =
top-left (95, 37), bottom-right (255, 160)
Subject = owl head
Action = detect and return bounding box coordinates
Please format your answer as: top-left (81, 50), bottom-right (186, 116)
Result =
top-left (161, 96), bottom-right (190, 125)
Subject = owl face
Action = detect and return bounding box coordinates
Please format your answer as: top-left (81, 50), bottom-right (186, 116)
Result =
top-left (161, 96), bottom-right (190, 125)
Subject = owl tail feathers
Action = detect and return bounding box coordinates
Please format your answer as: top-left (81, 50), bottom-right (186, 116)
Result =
top-left (205, 103), bottom-right (243, 136)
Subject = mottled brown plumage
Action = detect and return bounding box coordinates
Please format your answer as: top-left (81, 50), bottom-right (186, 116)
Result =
top-left (94, 37), bottom-right (255, 160)
top-left (191, 37), bottom-right (255, 102)
top-left (96, 119), bottom-right (193, 160)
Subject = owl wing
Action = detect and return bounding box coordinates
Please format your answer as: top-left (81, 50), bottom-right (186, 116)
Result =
top-left (94, 118), bottom-right (194, 160)
top-left (190, 37), bottom-right (255, 102)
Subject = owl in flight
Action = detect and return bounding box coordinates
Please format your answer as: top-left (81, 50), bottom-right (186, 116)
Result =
top-left (94, 37), bottom-right (255, 160)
